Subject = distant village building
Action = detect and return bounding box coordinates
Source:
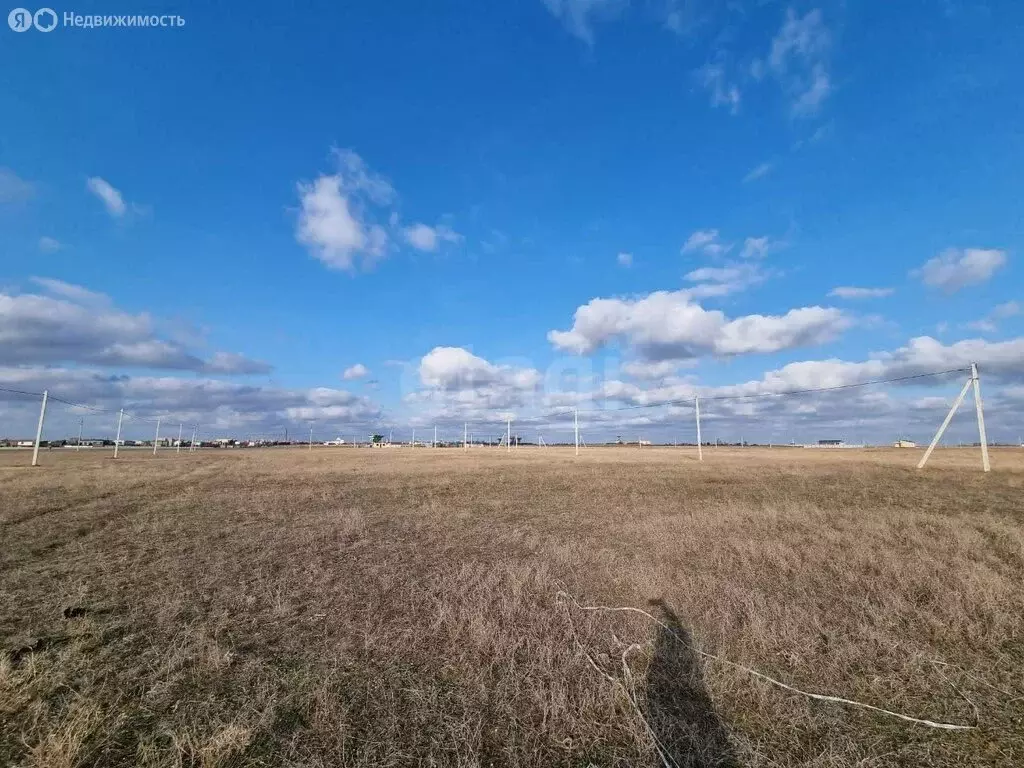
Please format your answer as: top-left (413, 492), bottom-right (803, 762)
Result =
top-left (893, 439), bottom-right (917, 448)
top-left (817, 439), bottom-right (845, 447)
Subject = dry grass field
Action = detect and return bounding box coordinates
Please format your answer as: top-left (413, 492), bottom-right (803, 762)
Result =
top-left (1, 446), bottom-right (1022, 767)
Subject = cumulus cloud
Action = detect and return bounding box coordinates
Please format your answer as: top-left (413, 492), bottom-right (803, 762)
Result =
top-left (407, 347), bottom-right (543, 423)
top-left (296, 175), bottom-right (387, 271)
top-left (0, 279), bottom-right (271, 375)
top-left (0, 367), bottom-right (381, 438)
top-left (403, 222), bottom-right (463, 252)
top-left (617, 252), bottom-right (633, 268)
top-left (712, 335), bottom-right (1024, 396)
top-left (533, 335), bottom-right (1024, 445)
top-left (86, 177), bottom-right (128, 217)
top-left (828, 286), bottom-right (895, 300)
top-left (541, 0), bottom-right (625, 44)
top-left (768, 8), bottom-right (832, 116)
top-left (295, 149), bottom-right (396, 271)
top-left (548, 290), bottom-right (849, 361)
top-left (0, 168), bottom-right (35, 203)
top-left (419, 347), bottom-right (540, 392)
top-left (913, 248), bottom-right (1007, 292)
top-left (342, 363), bottom-right (369, 380)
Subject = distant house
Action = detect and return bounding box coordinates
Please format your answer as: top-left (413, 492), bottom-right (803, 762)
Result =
top-left (893, 439), bottom-right (917, 448)
top-left (817, 439), bottom-right (844, 447)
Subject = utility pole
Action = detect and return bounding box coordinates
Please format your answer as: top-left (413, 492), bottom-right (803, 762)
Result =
top-left (507, 418), bottom-right (511, 453)
top-left (76, 417), bottom-right (83, 451)
top-left (434, 425), bottom-right (437, 448)
top-left (309, 423), bottom-right (314, 451)
top-left (971, 362), bottom-right (990, 472)
top-left (464, 422), bottom-right (468, 452)
top-left (113, 409), bottom-right (124, 459)
top-left (574, 408), bottom-right (579, 457)
top-left (695, 396), bottom-right (702, 462)
top-left (153, 418), bottom-right (161, 456)
top-left (190, 424), bottom-right (197, 453)
top-left (31, 390), bottom-right (48, 467)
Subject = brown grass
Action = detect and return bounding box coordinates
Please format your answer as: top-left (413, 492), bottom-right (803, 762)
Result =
top-left (1, 446), bottom-right (1022, 767)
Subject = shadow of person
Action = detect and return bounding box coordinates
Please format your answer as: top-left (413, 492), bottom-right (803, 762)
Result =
top-left (644, 600), bottom-right (738, 768)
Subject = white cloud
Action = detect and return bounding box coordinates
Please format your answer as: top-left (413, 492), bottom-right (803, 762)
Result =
top-left (38, 236), bottom-right (62, 253)
top-left (408, 347), bottom-right (543, 421)
top-left (994, 301), bottom-right (1022, 319)
top-left (743, 162), bottom-right (774, 183)
top-left (739, 236), bottom-right (775, 259)
top-left (541, 0), bottom-right (624, 45)
top-left (419, 347), bottom-right (540, 392)
top-left (682, 229), bottom-right (732, 257)
top-left (0, 367), bottom-right (381, 437)
top-left (696, 64), bottom-right (741, 115)
top-left (296, 175), bottom-right (388, 271)
top-left (295, 149), bottom-right (396, 271)
top-left (0, 279), bottom-right (270, 375)
top-left (966, 301), bottom-right (1021, 333)
top-left (403, 222), bottom-right (463, 252)
top-left (30, 277), bottom-right (110, 307)
top-left (828, 286), bottom-right (895, 300)
top-left (0, 168), bottom-right (35, 203)
top-left (725, 336), bottom-right (1024, 394)
top-left (548, 290), bottom-right (849, 361)
top-left (343, 363), bottom-right (369, 380)
top-left (617, 252), bottom-right (633, 268)
top-left (86, 177), bottom-right (127, 217)
top-left (684, 261), bottom-right (771, 298)
top-left (768, 8), bottom-right (832, 116)
top-left (620, 360), bottom-right (683, 381)
top-left (330, 148), bottom-right (395, 204)
top-left (769, 9), bottom-right (829, 73)
top-left (913, 248), bottom-right (1007, 292)
top-left (792, 64), bottom-right (831, 117)
top-left (529, 335), bottom-right (1024, 444)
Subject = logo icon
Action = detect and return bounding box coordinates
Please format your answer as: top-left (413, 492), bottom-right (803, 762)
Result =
top-left (33, 7), bottom-right (55, 31)
top-left (8, 7), bottom-right (32, 31)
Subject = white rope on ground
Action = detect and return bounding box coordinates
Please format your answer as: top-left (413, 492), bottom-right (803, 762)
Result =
top-left (555, 591), bottom-right (978, 732)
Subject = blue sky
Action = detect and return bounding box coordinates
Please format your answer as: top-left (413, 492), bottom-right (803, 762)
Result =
top-left (1, 0), bottom-right (1022, 443)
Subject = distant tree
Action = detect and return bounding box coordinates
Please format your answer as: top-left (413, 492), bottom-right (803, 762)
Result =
top-left (371, 434), bottom-right (384, 444)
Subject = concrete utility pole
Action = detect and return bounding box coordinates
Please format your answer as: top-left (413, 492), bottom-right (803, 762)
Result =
top-left (113, 409), bottom-right (124, 459)
top-left (76, 417), bottom-right (83, 451)
top-left (31, 390), bottom-right (48, 467)
top-left (574, 408), bottom-right (579, 457)
top-left (507, 418), bottom-right (511, 453)
top-left (464, 422), bottom-right (467, 451)
top-left (971, 362), bottom-right (990, 472)
top-left (177, 423), bottom-right (183, 454)
top-left (153, 418), bottom-right (161, 456)
top-left (918, 362), bottom-right (990, 472)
